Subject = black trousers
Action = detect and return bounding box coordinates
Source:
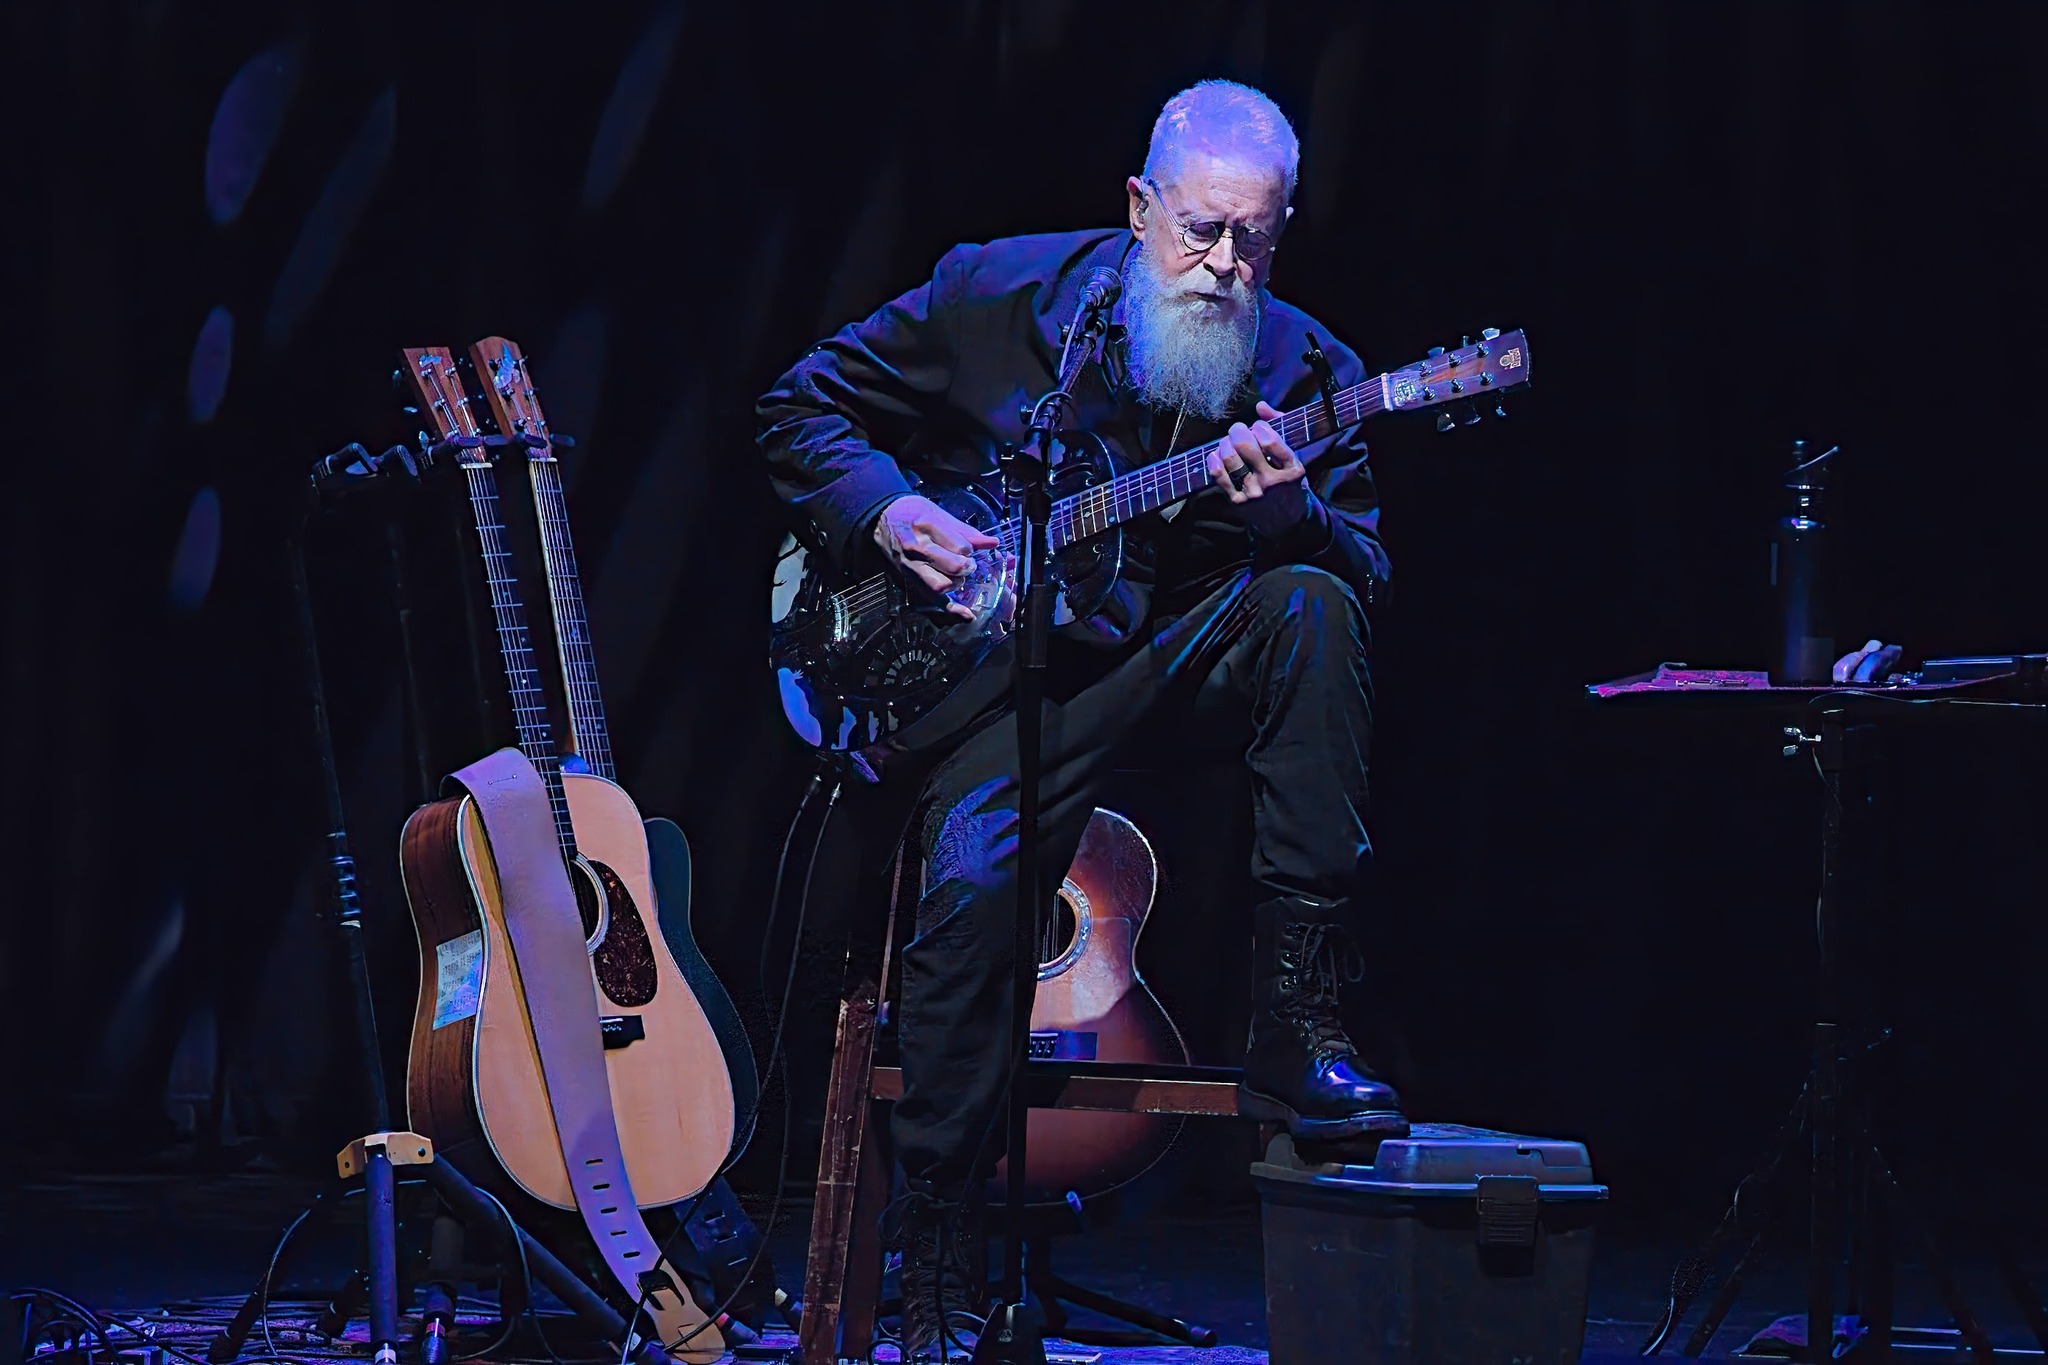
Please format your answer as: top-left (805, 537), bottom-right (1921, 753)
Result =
top-left (891, 563), bottom-right (1376, 1188)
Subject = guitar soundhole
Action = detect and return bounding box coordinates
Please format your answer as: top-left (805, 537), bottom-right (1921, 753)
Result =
top-left (860, 615), bottom-right (951, 698)
top-left (1039, 886), bottom-right (1084, 971)
top-left (572, 869), bottom-right (603, 941)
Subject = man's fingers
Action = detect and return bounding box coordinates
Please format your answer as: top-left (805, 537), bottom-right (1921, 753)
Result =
top-left (907, 562), bottom-right (955, 595)
top-left (927, 519), bottom-right (998, 554)
top-left (1249, 419), bottom-right (1293, 470)
top-left (1254, 400), bottom-right (1283, 422)
top-left (912, 541), bottom-right (973, 577)
top-left (1207, 447), bottom-right (1248, 503)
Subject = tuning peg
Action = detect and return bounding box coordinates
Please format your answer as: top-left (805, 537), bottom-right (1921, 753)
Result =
top-left (1494, 402), bottom-right (1509, 419)
top-left (1427, 346), bottom-right (1446, 358)
top-left (1435, 411), bottom-right (1455, 433)
top-left (1461, 335), bottom-right (1472, 348)
top-left (1481, 326), bottom-right (1501, 341)
top-left (1460, 400), bottom-right (1481, 426)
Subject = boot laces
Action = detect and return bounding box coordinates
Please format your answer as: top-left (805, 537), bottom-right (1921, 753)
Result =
top-left (1285, 923), bottom-right (1364, 1057)
top-left (881, 1189), bottom-right (982, 1361)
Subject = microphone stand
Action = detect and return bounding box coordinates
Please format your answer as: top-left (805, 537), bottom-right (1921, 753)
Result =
top-left (976, 286), bottom-right (1116, 1365)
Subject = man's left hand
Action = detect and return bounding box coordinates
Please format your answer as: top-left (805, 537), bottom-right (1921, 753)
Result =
top-left (1208, 401), bottom-right (1309, 538)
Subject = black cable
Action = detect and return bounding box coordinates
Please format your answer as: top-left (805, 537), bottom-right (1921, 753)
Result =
top-left (650, 759), bottom-right (832, 1280)
top-left (667, 774), bottom-right (841, 1351)
top-left (9, 1289), bottom-right (113, 1354)
top-left (615, 1284), bottom-right (654, 1365)
top-left (758, 763), bottom-right (832, 998)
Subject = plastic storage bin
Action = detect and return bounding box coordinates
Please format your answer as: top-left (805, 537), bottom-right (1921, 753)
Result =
top-left (1252, 1123), bottom-right (1608, 1364)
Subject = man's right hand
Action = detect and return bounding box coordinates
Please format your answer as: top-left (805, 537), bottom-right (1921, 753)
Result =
top-left (872, 494), bottom-right (1001, 618)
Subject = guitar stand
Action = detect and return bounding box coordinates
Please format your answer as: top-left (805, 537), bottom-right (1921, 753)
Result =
top-left (207, 471), bottom-right (682, 1365)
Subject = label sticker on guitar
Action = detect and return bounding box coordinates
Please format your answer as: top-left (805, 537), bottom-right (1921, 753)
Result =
top-left (433, 930), bottom-right (485, 1028)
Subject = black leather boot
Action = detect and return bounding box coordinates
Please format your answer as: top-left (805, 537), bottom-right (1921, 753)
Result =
top-left (1238, 895), bottom-right (1409, 1140)
top-left (886, 1180), bottom-right (984, 1362)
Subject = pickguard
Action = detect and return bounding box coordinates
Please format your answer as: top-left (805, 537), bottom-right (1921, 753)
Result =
top-left (588, 859), bottom-right (658, 1007)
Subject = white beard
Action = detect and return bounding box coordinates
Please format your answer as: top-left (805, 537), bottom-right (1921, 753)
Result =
top-left (1123, 244), bottom-right (1261, 421)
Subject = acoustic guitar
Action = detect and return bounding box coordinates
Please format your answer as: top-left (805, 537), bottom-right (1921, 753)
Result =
top-left (399, 346), bottom-right (735, 1212)
top-left (769, 329), bottom-right (1531, 775)
top-left (465, 335), bottom-right (761, 1160)
top-left (1002, 807), bottom-right (1187, 1203)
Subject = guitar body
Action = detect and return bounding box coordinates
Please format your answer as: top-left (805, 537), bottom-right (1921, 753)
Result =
top-left (770, 431), bottom-right (1128, 764)
top-left (403, 774), bottom-right (736, 1210)
top-left (997, 808), bottom-right (1186, 1203)
top-left (644, 814), bottom-right (760, 1161)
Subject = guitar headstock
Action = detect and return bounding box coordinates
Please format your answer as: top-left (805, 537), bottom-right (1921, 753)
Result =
top-left (401, 345), bottom-right (489, 455)
top-left (467, 336), bottom-right (556, 460)
top-left (1383, 327), bottom-right (1531, 429)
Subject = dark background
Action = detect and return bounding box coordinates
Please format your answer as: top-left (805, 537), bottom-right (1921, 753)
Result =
top-left (5, 0), bottom-right (2047, 1251)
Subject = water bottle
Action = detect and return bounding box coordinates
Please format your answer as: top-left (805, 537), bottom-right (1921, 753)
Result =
top-left (1771, 439), bottom-right (1837, 684)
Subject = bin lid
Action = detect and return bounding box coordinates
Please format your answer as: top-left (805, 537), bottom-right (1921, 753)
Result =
top-left (1252, 1124), bottom-right (1608, 1201)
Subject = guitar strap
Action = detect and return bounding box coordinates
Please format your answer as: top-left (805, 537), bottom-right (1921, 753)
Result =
top-left (449, 747), bottom-right (725, 1365)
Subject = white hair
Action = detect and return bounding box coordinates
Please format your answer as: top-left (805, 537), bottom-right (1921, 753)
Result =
top-left (1142, 79), bottom-right (1300, 200)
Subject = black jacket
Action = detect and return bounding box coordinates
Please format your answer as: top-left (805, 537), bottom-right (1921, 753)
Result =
top-left (758, 228), bottom-right (1391, 618)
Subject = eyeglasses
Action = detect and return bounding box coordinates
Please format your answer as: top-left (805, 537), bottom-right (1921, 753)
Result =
top-left (1143, 178), bottom-right (1279, 264)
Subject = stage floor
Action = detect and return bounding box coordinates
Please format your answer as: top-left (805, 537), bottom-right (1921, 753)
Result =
top-left (5, 1169), bottom-right (2044, 1363)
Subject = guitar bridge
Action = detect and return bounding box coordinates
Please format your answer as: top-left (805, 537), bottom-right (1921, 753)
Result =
top-left (599, 1015), bottom-right (645, 1050)
top-left (1027, 1030), bottom-right (1097, 1062)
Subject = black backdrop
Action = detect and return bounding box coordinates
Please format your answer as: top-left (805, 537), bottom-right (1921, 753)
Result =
top-left (6, 0), bottom-right (2048, 1241)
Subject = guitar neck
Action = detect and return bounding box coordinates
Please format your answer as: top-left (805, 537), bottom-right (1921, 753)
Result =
top-left (526, 458), bottom-right (616, 782)
top-left (458, 460), bottom-right (581, 859)
top-left (1044, 378), bottom-right (1387, 551)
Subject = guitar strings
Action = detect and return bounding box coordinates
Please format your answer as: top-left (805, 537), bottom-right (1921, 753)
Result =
top-left (529, 460), bottom-right (615, 779)
top-left (823, 383), bottom-right (1393, 619)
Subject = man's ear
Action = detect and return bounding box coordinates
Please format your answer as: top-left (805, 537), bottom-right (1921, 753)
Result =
top-left (1126, 176), bottom-right (1148, 239)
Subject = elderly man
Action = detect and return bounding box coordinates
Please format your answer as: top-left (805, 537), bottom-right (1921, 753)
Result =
top-left (760, 79), bottom-right (1403, 1357)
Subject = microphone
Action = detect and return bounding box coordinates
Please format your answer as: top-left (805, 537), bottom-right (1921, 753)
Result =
top-left (1079, 267), bottom-right (1122, 313)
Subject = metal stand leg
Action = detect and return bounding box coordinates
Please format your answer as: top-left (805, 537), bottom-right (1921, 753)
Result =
top-left (1024, 1236), bottom-right (1215, 1350)
top-left (1644, 712), bottom-right (2003, 1362)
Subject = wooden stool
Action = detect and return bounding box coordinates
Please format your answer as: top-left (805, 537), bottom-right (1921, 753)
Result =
top-left (796, 867), bottom-right (1258, 1364)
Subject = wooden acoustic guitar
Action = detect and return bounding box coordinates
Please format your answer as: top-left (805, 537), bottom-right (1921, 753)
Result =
top-left (1001, 807), bottom-right (1187, 1202)
top-left (399, 346), bottom-right (735, 1211)
top-left (466, 336), bottom-right (761, 1161)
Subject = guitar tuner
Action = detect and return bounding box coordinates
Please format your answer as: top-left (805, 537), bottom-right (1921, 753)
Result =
top-left (1427, 345), bottom-right (1446, 358)
top-left (1481, 326), bottom-right (1501, 340)
top-left (1460, 400), bottom-right (1481, 426)
top-left (1436, 411), bottom-right (1454, 432)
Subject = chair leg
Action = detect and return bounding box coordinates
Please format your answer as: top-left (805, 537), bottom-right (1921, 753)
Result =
top-left (799, 892), bottom-right (898, 1365)
top-left (840, 1096), bottom-right (892, 1355)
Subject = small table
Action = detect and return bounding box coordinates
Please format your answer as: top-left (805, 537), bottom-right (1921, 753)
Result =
top-left (1590, 662), bottom-right (2048, 1362)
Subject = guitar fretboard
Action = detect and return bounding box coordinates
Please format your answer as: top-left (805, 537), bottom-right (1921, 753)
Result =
top-left (527, 457), bottom-right (615, 781)
top-left (999, 379), bottom-right (1388, 552)
top-left (459, 462), bottom-right (580, 857)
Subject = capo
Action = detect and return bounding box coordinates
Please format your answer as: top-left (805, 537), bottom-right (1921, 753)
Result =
top-left (1302, 333), bottom-right (1342, 437)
